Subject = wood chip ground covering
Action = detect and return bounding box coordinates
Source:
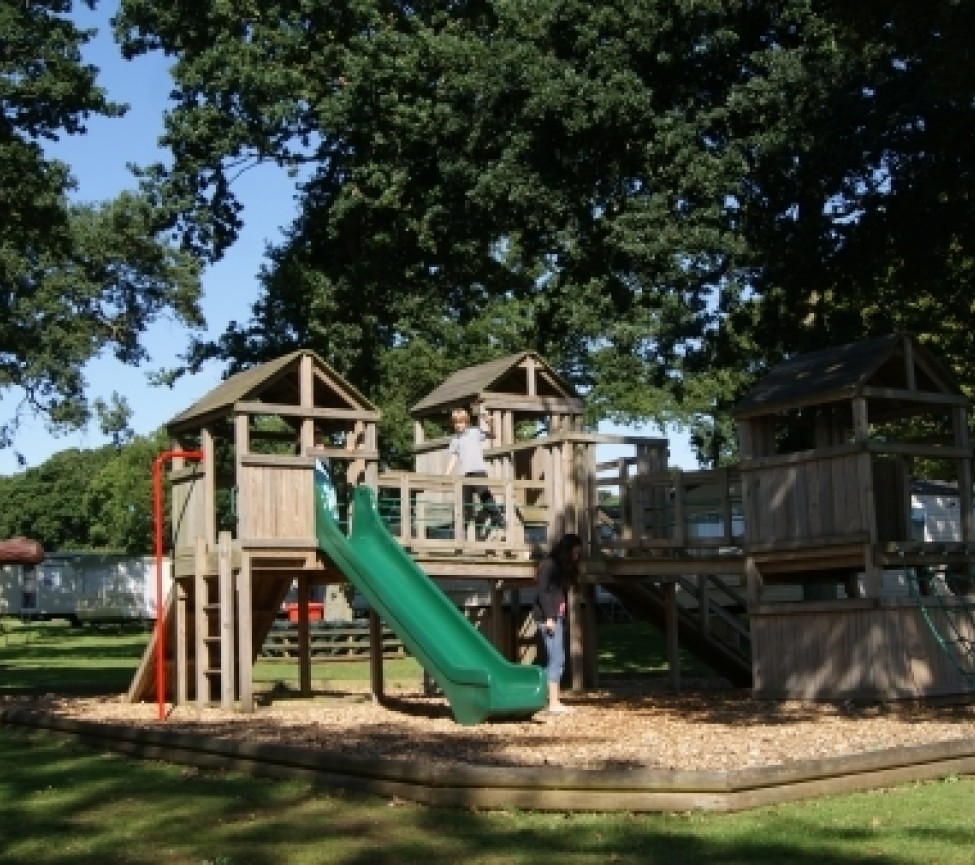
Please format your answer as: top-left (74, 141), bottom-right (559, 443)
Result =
top-left (6, 678), bottom-right (975, 773)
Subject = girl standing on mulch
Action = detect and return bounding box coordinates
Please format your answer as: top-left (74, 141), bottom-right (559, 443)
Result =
top-left (533, 533), bottom-right (582, 714)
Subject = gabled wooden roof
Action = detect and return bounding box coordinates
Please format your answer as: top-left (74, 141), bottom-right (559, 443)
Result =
top-left (410, 351), bottom-right (580, 417)
top-left (167, 349), bottom-right (377, 432)
top-left (733, 332), bottom-right (966, 419)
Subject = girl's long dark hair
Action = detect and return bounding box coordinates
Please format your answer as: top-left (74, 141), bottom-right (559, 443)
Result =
top-left (548, 532), bottom-right (582, 585)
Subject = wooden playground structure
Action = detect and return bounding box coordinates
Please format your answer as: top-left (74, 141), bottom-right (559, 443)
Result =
top-left (129, 334), bottom-right (975, 714)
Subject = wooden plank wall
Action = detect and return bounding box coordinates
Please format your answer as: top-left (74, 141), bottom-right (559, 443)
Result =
top-left (752, 601), bottom-right (974, 698)
top-left (238, 463), bottom-right (315, 541)
top-left (171, 470), bottom-right (207, 551)
top-left (743, 451), bottom-right (867, 545)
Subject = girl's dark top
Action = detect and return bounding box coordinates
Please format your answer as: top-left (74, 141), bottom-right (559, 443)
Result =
top-left (534, 556), bottom-right (570, 620)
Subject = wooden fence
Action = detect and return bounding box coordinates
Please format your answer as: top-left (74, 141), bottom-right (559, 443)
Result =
top-left (260, 622), bottom-right (405, 661)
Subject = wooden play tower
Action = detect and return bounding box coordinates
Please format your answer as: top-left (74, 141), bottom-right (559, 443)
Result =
top-left (735, 332), bottom-right (975, 698)
top-left (128, 350), bottom-right (380, 710)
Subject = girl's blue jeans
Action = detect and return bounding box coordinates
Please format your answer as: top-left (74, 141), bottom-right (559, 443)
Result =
top-left (537, 618), bottom-right (565, 683)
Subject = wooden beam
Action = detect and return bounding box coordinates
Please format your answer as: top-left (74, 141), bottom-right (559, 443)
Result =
top-left (859, 387), bottom-right (969, 406)
top-left (477, 395), bottom-right (584, 414)
top-left (234, 401), bottom-right (381, 421)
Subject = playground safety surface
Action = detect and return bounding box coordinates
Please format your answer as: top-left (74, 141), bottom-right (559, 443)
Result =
top-left (4, 677), bottom-right (975, 812)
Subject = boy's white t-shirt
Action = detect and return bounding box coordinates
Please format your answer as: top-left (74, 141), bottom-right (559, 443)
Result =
top-left (448, 426), bottom-right (488, 474)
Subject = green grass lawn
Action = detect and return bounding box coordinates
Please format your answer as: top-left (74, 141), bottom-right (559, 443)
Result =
top-left (0, 619), bottom-right (153, 692)
top-left (1, 726), bottom-right (973, 865)
top-left (0, 618), bottom-right (706, 695)
top-left (3, 619), bottom-right (975, 863)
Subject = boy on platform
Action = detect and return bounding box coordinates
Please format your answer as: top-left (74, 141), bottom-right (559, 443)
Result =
top-left (445, 407), bottom-right (505, 540)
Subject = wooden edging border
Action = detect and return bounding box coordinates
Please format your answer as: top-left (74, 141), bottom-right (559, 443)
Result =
top-left (3, 707), bottom-right (975, 813)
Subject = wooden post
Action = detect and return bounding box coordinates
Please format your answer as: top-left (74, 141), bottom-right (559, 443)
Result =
top-left (175, 573), bottom-right (188, 705)
top-left (365, 421), bottom-right (379, 487)
top-left (234, 415), bottom-right (249, 533)
top-left (618, 458), bottom-right (632, 549)
top-left (509, 588), bottom-right (521, 662)
top-left (698, 574), bottom-right (710, 636)
top-left (400, 473), bottom-right (410, 541)
top-left (297, 574), bottom-right (311, 696)
top-left (237, 550), bottom-right (254, 712)
top-left (673, 471), bottom-right (685, 546)
top-left (903, 334), bottom-right (916, 391)
top-left (663, 581), bottom-right (681, 693)
top-left (299, 354), bottom-right (315, 454)
top-left (745, 556), bottom-right (762, 604)
top-left (453, 476), bottom-right (465, 544)
top-left (568, 583), bottom-right (584, 692)
top-left (218, 531), bottom-right (235, 710)
top-left (491, 581), bottom-right (504, 649)
top-left (955, 406), bottom-right (974, 544)
top-left (720, 467), bottom-right (734, 545)
top-left (368, 609), bottom-right (385, 703)
top-left (194, 537), bottom-right (208, 708)
top-left (202, 428), bottom-right (217, 545)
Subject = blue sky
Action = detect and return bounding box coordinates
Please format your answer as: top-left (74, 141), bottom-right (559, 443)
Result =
top-left (1, 1), bottom-right (302, 474)
top-left (0, 1), bottom-right (696, 474)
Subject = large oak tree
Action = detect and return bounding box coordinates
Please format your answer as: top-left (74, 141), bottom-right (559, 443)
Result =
top-left (115, 1), bottom-right (975, 465)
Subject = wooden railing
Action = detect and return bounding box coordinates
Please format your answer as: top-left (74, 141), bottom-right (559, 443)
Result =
top-left (372, 465), bottom-right (745, 558)
top-left (674, 574), bottom-right (752, 661)
top-left (376, 472), bottom-right (549, 554)
top-left (595, 465), bottom-right (745, 552)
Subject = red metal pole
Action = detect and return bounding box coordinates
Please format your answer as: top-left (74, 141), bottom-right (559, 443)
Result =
top-left (153, 449), bottom-right (204, 721)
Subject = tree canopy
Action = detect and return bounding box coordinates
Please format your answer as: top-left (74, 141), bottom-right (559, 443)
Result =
top-left (0, 428), bottom-right (168, 553)
top-left (114, 0), bottom-right (975, 465)
top-left (1, 0), bottom-right (203, 462)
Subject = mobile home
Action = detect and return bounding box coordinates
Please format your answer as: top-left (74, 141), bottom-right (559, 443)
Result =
top-left (0, 553), bottom-right (171, 624)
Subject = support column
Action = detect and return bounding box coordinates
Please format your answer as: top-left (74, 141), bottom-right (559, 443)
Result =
top-left (663, 581), bottom-right (681, 693)
top-left (568, 583), bottom-right (584, 692)
top-left (175, 574), bottom-right (189, 705)
top-left (368, 609), bottom-right (385, 703)
top-left (194, 537), bottom-right (208, 708)
top-left (218, 531), bottom-right (235, 710)
top-left (237, 550), bottom-right (254, 712)
top-left (297, 574), bottom-right (311, 696)
top-left (509, 588), bottom-right (521, 662)
top-left (697, 574), bottom-right (710, 637)
top-left (491, 581), bottom-right (504, 651)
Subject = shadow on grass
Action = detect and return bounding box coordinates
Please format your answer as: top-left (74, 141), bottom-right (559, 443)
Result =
top-left (0, 622), bottom-right (149, 694)
top-left (1, 727), bottom-right (970, 865)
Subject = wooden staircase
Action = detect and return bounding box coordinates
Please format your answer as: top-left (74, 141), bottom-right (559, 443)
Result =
top-left (606, 576), bottom-right (753, 687)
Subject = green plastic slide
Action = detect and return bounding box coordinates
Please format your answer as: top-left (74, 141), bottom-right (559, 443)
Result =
top-left (313, 463), bottom-right (546, 725)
